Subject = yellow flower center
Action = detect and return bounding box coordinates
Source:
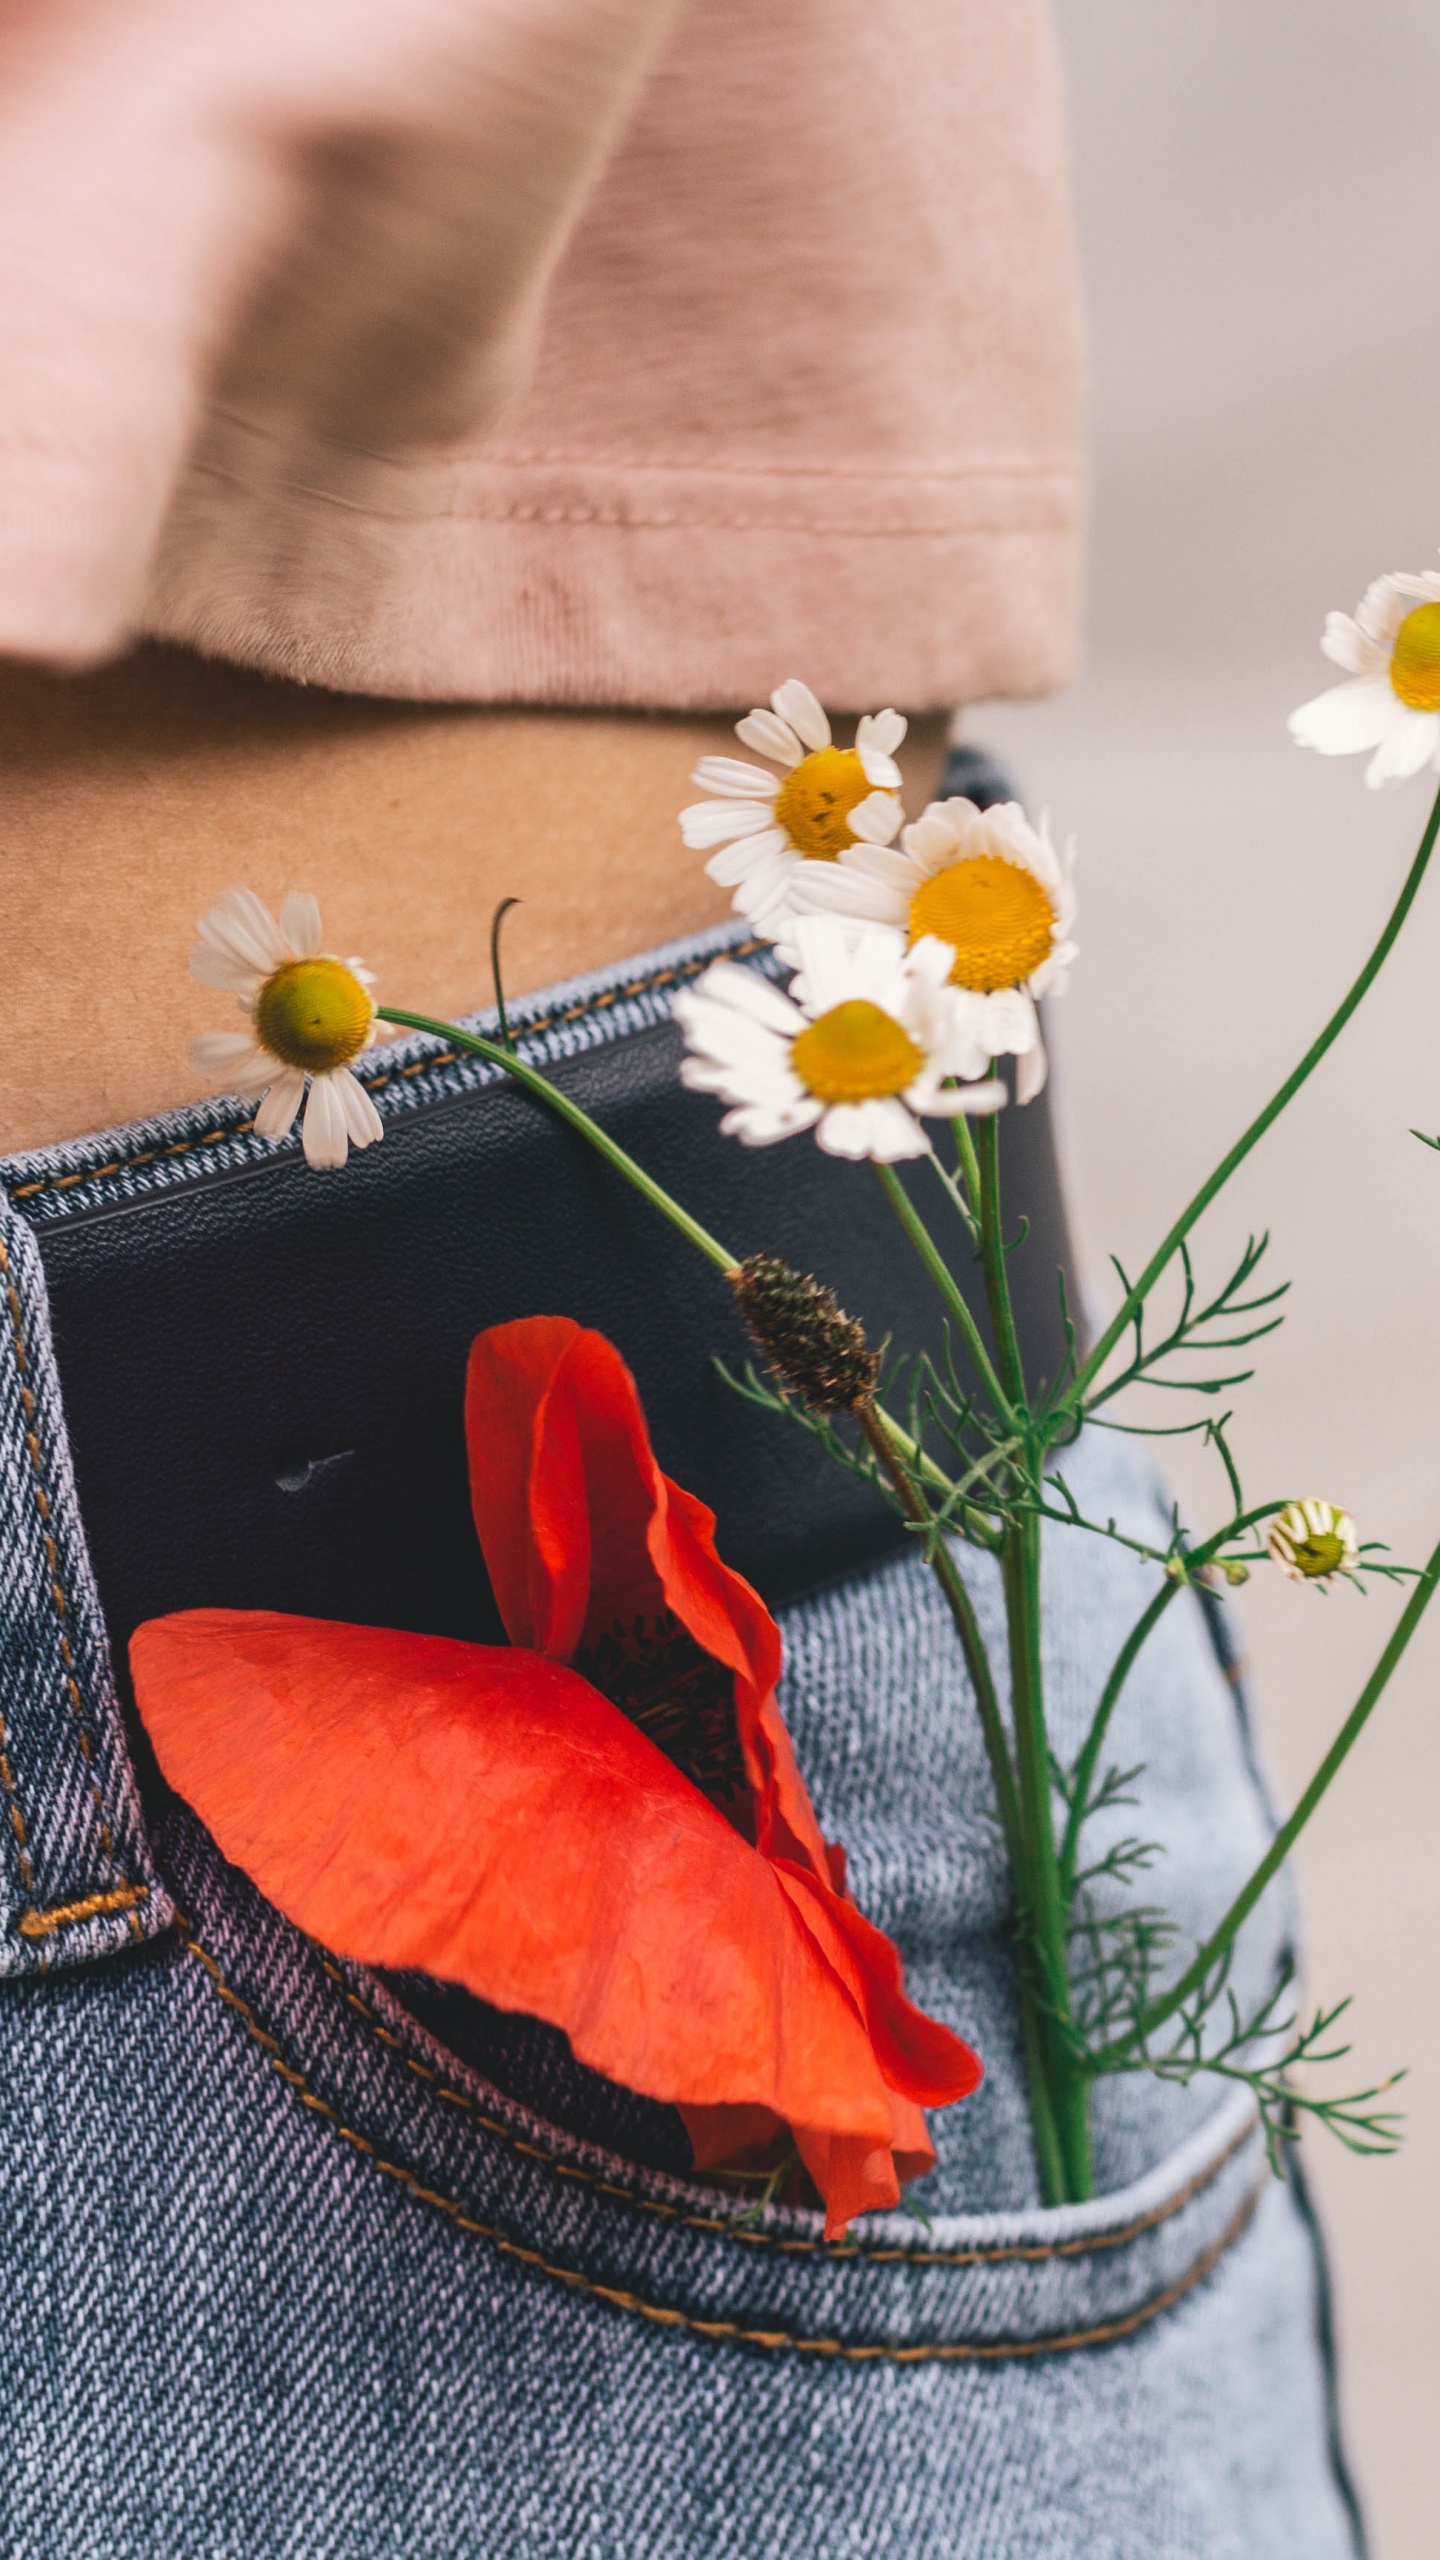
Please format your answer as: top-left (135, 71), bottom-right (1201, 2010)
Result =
top-left (907, 854), bottom-right (1056, 992)
top-left (791, 1000), bottom-right (923, 1104)
top-left (773, 747), bottom-right (877, 859)
top-left (253, 957), bottom-right (374, 1074)
top-left (1389, 603), bottom-right (1440, 710)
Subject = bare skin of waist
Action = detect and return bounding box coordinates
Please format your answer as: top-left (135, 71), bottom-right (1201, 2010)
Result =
top-left (0, 644), bottom-right (949, 1153)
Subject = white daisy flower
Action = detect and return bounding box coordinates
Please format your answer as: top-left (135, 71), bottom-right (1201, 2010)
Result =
top-left (1266, 1499), bottom-right (1359, 1586)
top-left (673, 916), bottom-right (1004, 1163)
top-left (1289, 568), bottom-right (1440, 788)
top-left (783, 797), bottom-right (1077, 1104)
top-left (679, 679), bottom-right (906, 935)
top-left (190, 889), bottom-right (385, 1171)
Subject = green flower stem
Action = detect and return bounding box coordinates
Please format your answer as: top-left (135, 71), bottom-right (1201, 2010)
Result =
top-left (1100, 1533), bottom-right (1440, 2064)
top-left (884, 1420), bottom-right (966, 1502)
top-left (1014, 1963), bottom-right (1070, 2210)
top-left (874, 1161), bottom-right (1018, 1429)
top-left (856, 1405), bottom-right (1022, 1858)
top-left (856, 1400), bottom-right (1066, 2202)
top-left (1058, 1501), bottom-right (1289, 1901)
top-left (377, 1008), bottom-right (738, 1274)
top-left (975, 1111), bottom-right (1029, 1415)
top-left (952, 1114), bottom-right (985, 1217)
top-left (961, 1106), bottom-right (1091, 2197)
top-left (1003, 1516), bottom-right (1094, 2201)
top-left (967, 1100), bottom-right (1092, 2194)
top-left (1056, 775), bottom-right (1440, 1424)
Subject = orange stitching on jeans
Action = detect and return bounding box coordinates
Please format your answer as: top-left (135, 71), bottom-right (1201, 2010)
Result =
top-left (7, 944), bottom-right (766, 1207)
top-left (0, 1711), bottom-right (36, 1903)
top-left (0, 1233), bottom-right (143, 1941)
top-left (17, 1883), bottom-right (150, 1937)
top-left (317, 1954), bottom-right (1258, 2270)
top-left (9, 1124), bottom-right (255, 1201)
top-left (182, 1929), bottom-right (1263, 2360)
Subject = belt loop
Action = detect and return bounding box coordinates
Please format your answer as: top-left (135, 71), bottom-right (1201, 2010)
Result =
top-left (0, 1190), bottom-right (172, 1975)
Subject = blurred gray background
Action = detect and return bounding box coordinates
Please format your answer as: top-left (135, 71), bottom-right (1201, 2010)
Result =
top-left (979, 6), bottom-right (1440, 2553)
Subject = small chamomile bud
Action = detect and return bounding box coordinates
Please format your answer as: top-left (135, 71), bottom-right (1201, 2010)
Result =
top-left (1266, 1500), bottom-right (1358, 1585)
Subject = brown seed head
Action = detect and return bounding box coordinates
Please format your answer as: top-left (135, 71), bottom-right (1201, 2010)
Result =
top-left (728, 1252), bottom-right (881, 1414)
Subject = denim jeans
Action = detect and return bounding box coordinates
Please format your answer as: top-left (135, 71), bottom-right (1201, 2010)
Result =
top-left (0, 921), bottom-right (1362, 2557)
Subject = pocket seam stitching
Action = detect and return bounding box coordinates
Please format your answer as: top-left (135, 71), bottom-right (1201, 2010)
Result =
top-left (183, 1925), bottom-right (1266, 2360)
top-left (180, 1922), bottom-right (1267, 2360)
top-left (323, 1952), bottom-right (1260, 2268)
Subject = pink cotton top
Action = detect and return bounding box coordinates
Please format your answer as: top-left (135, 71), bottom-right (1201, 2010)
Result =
top-left (0, 0), bottom-right (1082, 709)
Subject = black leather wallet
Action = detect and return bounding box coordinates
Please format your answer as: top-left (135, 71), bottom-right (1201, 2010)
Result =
top-left (32, 1002), bottom-right (1074, 1664)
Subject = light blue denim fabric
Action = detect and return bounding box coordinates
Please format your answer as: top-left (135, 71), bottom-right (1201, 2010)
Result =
top-left (0, 1199), bottom-right (171, 1973)
top-left (0, 928), bottom-right (1362, 2558)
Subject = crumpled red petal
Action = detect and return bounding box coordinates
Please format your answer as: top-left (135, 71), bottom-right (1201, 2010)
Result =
top-left (466, 1318), bottom-right (831, 1878)
top-left (679, 2096), bottom-right (938, 2241)
top-left (463, 1314), bottom-right (585, 1657)
top-left (132, 1611), bottom-right (979, 2197)
top-left (133, 1316), bottom-right (984, 2237)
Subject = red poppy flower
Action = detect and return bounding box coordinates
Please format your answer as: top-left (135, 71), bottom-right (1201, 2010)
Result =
top-left (132, 1316), bottom-right (980, 2234)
